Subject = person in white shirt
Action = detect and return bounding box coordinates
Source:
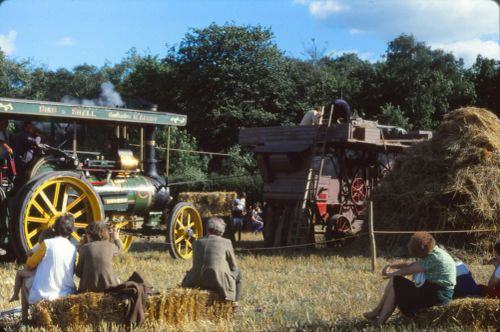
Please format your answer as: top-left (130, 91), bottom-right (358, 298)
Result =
top-left (21, 214), bottom-right (77, 321)
top-left (299, 106), bottom-right (323, 126)
top-left (232, 192), bottom-right (247, 230)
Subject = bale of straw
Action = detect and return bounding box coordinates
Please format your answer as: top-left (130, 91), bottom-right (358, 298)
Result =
top-left (372, 107), bottom-right (500, 249)
top-left (178, 192), bottom-right (237, 217)
top-left (31, 288), bottom-right (232, 329)
top-left (400, 298), bottom-right (500, 329)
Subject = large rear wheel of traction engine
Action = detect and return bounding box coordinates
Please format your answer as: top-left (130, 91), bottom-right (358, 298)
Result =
top-left (166, 202), bottom-right (203, 259)
top-left (10, 171), bottom-right (104, 259)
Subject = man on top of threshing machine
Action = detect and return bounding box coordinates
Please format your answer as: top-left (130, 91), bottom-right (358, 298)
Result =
top-left (0, 97), bottom-right (204, 262)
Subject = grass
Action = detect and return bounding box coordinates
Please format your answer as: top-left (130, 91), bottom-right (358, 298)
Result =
top-left (0, 233), bottom-right (496, 331)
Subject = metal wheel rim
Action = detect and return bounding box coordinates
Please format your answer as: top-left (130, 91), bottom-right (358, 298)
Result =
top-left (22, 176), bottom-right (102, 249)
top-left (171, 205), bottom-right (202, 259)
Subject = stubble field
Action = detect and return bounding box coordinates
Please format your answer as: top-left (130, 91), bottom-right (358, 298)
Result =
top-left (0, 233), bottom-right (494, 331)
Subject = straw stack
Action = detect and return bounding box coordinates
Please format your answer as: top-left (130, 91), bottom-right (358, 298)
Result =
top-left (397, 298), bottom-right (500, 330)
top-left (178, 192), bottom-right (237, 217)
top-left (372, 107), bottom-right (500, 248)
top-left (31, 288), bottom-right (232, 330)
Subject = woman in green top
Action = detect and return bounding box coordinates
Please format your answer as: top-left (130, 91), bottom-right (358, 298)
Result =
top-left (364, 232), bottom-right (456, 324)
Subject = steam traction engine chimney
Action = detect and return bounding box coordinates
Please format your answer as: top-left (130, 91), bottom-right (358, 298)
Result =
top-left (145, 105), bottom-right (160, 180)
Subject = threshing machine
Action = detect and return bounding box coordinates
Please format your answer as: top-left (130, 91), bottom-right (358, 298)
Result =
top-left (239, 118), bottom-right (430, 246)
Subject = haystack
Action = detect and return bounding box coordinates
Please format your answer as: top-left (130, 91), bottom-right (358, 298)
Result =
top-left (372, 107), bottom-right (500, 248)
top-left (178, 192), bottom-right (237, 217)
top-left (30, 288), bottom-right (232, 330)
top-left (395, 298), bottom-right (500, 330)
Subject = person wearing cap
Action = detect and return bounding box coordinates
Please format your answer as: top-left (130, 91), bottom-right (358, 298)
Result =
top-left (13, 121), bottom-right (41, 173)
top-left (181, 217), bottom-right (242, 309)
top-left (21, 214), bottom-right (77, 321)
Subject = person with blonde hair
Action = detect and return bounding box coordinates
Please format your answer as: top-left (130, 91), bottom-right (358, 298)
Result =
top-left (363, 232), bottom-right (456, 324)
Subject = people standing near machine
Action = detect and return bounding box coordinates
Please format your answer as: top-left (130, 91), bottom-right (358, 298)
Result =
top-left (13, 121), bottom-right (41, 173)
top-left (0, 119), bottom-right (13, 159)
top-left (299, 106), bottom-right (323, 126)
top-left (181, 217), bottom-right (242, 311)
top-left (328, 99), bottom-right (351, 123)
top-left (232, 192), bottom-right (247, 230)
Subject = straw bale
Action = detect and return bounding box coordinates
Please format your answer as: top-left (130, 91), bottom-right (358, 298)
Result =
top-left (395, 298), bottom-right (500, 329)
top-left (178, 192), bottom-right (237, 217)
top-left (30, 288), bottom-right (232, 330)
top-left (372, 107), bottom-right (500, 249)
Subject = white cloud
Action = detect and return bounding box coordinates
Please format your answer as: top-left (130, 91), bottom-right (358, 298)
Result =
top-left (309, 0), bottom-right (348, 19)
top-left (327, 49), bottom-right (377, 62)
top-left (0, 30), bottom-right (17, 55)
top-left (56, 37), bottom-right (76, 47)
top-left (296, 0), bottom-right (499, 57)
top-left (431, 39), bottom-right (500, 66)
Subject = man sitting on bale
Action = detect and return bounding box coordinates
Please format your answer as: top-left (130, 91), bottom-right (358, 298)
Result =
top-left (182, 217), bottom-right (242, 311)
top-left (21, 214), bottom-right (77, 321)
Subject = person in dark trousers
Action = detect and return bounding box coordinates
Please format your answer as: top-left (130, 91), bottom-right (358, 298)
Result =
top-left (0, 119), bottom-right (13, 160)
top-left (332, 99), bottom-right (351, 123)
top-left (182, 217), bottom-right (242, 310)
top-left (363, 232), bottom-right (456, 325)
top-left (13, 121), bottom-right (41, 173)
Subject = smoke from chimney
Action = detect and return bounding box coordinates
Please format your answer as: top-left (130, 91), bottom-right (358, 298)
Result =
top-left (61, 81), bottom-right (125, 107)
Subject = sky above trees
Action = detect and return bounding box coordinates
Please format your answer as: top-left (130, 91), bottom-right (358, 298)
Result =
top-left (0, 0), bottom-right (498, 69)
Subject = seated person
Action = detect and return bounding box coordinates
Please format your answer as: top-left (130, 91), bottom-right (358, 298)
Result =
top-left (453, 258), bottom-right (482, 298)
top-left (9, 228), bottom-right (56, 302)
top-left (363, 232), bottom-right (456, 325)
top-left (250, 205), bottom-right (264, 233)
top-left (182, 217), bottom-right (242, 309)
top-left (75, 222), bottom-right (122, 293)
top-left (21, 214), bottom-right (77, 321)
top-left (478, 240), bottom-right (500, 298)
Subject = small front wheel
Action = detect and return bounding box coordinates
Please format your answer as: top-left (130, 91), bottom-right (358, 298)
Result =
top-left (166, 203), bottom-right (203, 259)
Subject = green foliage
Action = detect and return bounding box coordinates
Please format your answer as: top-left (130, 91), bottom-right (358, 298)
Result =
top-left (379, 34), bottom-right (475, 129)
top-left (377, 103), bottom-right (410, 129)
top-left (155, 127), bottom-right (210, 182)
top-left (468, 55), bottom-right (500, 116)
top-left (169, 23), bottom-right (288, 151)
top-left (0, 25), bottom-right (498, 197)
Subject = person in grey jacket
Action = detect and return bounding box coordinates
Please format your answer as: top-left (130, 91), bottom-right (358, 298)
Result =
top-left (181, 217), bottom-right (242, 309)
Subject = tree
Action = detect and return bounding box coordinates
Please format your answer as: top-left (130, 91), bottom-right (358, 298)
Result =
top-left (468, 55), bottom-right (500, 116)
top-left (378, 34), bottom-right (475, 129)
top-left (169, 23), bottom-right (289, 152)
top-left (377, 103), bottom-right (410, 129)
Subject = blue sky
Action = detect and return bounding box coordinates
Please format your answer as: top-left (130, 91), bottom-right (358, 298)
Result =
top-left (1, 0), bottom-right (499, 70)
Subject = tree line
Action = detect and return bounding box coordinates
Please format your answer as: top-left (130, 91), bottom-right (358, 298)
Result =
top-left (0, 23), bottom-right (498, 190)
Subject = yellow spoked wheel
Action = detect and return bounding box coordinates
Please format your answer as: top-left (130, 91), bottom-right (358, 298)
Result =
top-left (112, 219), bottom-right (134, 252)
top-left (11, 172), bottom-right (104, 257)
top-left (167, 203), bottom-right (203, 259)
